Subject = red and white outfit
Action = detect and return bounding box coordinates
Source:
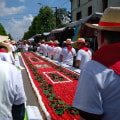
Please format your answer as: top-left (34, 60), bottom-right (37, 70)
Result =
top-left (76, 46), bottom-right (92, 69)
top-left (51, 46), bottom-right (62, 61)
top-left (60, 46), bottom-right (76, 66)
top-left (73, 42), bottom-right (120, 120)
top-left (22, 44), bottom-right (29, 52)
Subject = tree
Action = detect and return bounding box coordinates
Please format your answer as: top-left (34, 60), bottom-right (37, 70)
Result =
top-left (8, 33), bottom-right (13, 40)
top-left (55, 8), bottom-right (71, 28)
top-left (0, 23), bottom-right (7, 36)
top-left (36, 6), bottom-right (56, 33)
top-left (23, 6), bottom-right (56, 40)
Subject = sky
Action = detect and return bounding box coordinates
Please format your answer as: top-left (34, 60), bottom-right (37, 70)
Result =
top-left (0, 0), bottom-right (71, 42)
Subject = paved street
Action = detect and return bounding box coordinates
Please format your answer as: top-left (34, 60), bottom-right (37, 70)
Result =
top-left (19, 55), bottom-right (46, 120)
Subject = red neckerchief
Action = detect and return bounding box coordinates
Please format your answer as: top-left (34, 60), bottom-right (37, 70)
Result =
top-left (80, 46), bottom-right (89, 51)
top-left (92, 42), bottom-right (120, 75)
top-left (67, 45), bottom-right (72, 51)
top-left (50, 44), bottom-right (54, 47)
top-left (0, 49), bottom-right (6, 53)
top-left (54, 45), bottom-right (58, 47)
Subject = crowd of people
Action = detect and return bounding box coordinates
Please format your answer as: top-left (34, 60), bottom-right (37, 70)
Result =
top-left (0, 6), bottom-right (120, 120)
top-left (36, 38), bottom-right (92, 68)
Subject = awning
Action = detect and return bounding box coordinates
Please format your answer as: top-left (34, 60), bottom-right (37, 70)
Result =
top-left (67, 12), bottom-right (103, 28)
top-left (42, 32), bottom-right (50, 36)
top-left (51, 27), bottom-right (66, 33)
top-left (28, 37), bottom-right (34, 42)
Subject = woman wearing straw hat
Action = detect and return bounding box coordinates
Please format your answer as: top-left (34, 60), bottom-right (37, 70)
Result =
top-left (73, 7), bottom-right (120, 120)
top-left (75, 38), bottom-right (92, 69)
top-left (60, 38), bottom-right (76, 66)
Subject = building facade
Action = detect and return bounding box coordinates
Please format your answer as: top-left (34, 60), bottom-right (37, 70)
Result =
top-left (70, 0), bottom-right (120, 21)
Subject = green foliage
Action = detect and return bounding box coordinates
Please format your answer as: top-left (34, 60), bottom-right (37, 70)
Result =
top-left (8, 33), bottom-right (13, 40)
top-left (0, 23), bottom-right (7, 36)
top-left (23, 6), bottom-right (56, 40)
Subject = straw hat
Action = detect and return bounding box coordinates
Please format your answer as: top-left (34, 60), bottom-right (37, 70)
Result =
top-left (47, 40), bottom-right (53, 44)
top-left (41, 39), bottom-right (45, 43)
top-left (0, 42), bottom-right (11, 52)
top-left (54, 40), bottom-right (59, 44)
top-left (86, 7), bottom-right (120, 31)
top-left (11, 41), bottom-right (15, 44)
top-left (65, 38), bottom-right (73, 44)
top-left (75, 38), bottom-right (85, 43)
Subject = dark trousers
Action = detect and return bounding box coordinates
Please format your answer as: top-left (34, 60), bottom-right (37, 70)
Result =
top-left (12, 103), bottom-right (25, 120)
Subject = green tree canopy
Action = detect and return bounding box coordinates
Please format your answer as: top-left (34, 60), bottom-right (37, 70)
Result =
top-left (0, 23), bottom-right (7, 36)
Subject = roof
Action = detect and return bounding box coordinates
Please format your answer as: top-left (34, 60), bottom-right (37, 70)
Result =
top-left (67, 12), bottom-right (103, 27)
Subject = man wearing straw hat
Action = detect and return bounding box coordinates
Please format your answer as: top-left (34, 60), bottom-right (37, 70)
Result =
top-left (75, 38), bottom-right (92, 69)
top-left (40, 39), bottom-right (47, 56)
top-left (60, 38), bottom-right (76, 66)
top-left (0, 40), bottom-right (27, 119)
top-left (51, 40), bottom-right (62, 61)
top-left (73, 7), bottom-right (120, 120)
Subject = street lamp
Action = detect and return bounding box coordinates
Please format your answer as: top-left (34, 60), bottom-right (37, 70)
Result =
top-left (51, 7), bottom-right (57, 28)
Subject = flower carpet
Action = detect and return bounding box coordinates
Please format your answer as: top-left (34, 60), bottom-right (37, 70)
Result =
top-left (21, 52), bottom-right (80, 120)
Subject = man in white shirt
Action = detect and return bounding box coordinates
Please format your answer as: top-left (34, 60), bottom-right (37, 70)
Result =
top-left (51, 40), bottom-right (62, 61)
top-left (0, 60), bottom-right (27, 120)
top-left (47, 40), bottom-right (54, 58)
top-left (60, 38), bottom-right (76, 66)
top-left (73, 7), bottom-right (120, 120)
top-left (22, 40), bottom-right (29, 52)
top-left (75, 38), bottom-right (92, 69)
top-left (40, 39), bottom-right (47, 56)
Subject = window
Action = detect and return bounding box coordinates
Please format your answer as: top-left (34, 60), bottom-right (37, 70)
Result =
top-left (78, 0), bottom-right (80, 7)
top-left (88, 6), bottom-right (92, 16)
top-left (102, 0), bottom-right (108, 11)
top-left (76, 12), bottom-right (81, 20)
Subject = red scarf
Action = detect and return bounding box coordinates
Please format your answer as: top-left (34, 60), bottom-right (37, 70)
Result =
top-left (80, 46), bottom-right (89, 51)
top-left (0, 49), bottom-right (6, 53)
top-left (50, 44), bottom-right (54, 47)
top-left (92, 42), bottom-right (120, 75)
top-left (67, 46), bottom-right (72, 51)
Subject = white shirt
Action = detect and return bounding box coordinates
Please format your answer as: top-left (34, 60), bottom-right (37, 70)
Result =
top-left (73, 60), bottom-right (120, 120)
top-left (47, 45), bottom-right (54, 58)
top-left (9, 44), bottom-right (15, 52)
top-left (51, 46), bottom-right (62, 61)
top-left (22, 44), bottom-right (29, 52)
top-left (76, 49), bottom-right (91, 69)
top-left (60, 47), bottom-right (76, 66)
top-left (0, 53), bottom-right (11, 63)
top-left (0, 60), bottom-right (26, 120)
top-left (40, 44), bottom-right (47, 56)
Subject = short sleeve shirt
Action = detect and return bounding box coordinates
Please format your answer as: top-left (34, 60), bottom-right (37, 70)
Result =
top-left (76, 49), bottom-right (91, 69)
top-left (52, 46), bottom-right (62, 61)
top-left (61, 47), bottom-right (76, 66)
top-left (0, 60), bottom-right (26, 119)
top-left (73, 60), bottom-right (120, 120)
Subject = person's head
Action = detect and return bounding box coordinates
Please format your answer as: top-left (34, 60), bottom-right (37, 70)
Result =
top-left (86, 7), bottom-right (120, 48)
top-left (0, 43), bottom-right (11, 53)
top-left (37, 42), bottom-right (41, 46)
top-left (62, 41), bottom-right (66, 48)
top-left (48, 40), bottom-right (53, 45)
top-left (41, 39), bottom-right (45, 44)
top-left (54, 40), bottom-right (59, 46)
top-left (75, 38), bottom-right (85, 49)
top-left (65, 38), bottom-right (73, 46)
